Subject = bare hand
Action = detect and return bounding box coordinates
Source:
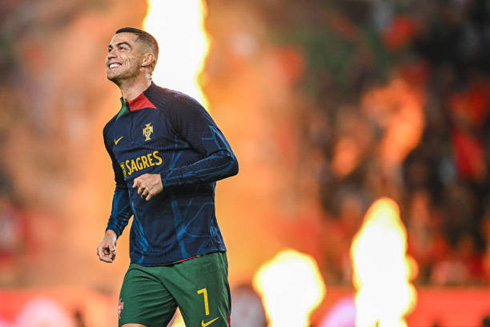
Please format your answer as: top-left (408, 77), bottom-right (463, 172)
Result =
top-left (97, 230), bottom-right (117, 263)
top-left (133, 173), bottom-right (163, 201)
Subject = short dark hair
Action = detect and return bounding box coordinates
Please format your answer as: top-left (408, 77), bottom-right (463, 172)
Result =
top-left (115, 27), bottom-right (159, 69)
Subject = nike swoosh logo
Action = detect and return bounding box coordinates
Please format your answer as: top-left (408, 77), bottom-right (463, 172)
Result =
top-left (201, 317), bottom-right (219, 327)
top-left (114, 136), bottom-right (124, 145)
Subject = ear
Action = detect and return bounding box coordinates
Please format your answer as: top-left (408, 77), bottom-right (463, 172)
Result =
top-left (142, 53), bottom-right (155, 67)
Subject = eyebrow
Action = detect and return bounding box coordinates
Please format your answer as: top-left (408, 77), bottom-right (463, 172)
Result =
top-left (108, 41), bottom-right (132, 50)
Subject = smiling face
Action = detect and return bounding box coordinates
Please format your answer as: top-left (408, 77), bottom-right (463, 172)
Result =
top-left (105, 32), bottom-right (145, 85)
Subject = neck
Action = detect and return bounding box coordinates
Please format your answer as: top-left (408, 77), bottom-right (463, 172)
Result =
top-left (117, 74), bottom-right (152, 102)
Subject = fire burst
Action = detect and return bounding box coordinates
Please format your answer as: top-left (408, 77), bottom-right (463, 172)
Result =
top-left (253, 249), bottom-right (326, 327)
top-left (143, 0), bottom-right (210, 108)
top-left (350, 198), bottom-right (417, 327)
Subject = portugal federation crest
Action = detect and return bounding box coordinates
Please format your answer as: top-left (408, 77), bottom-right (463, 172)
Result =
top-left (118, 298), bottom-right (124, 319)
top-left (143, 123), bottom-right (153, 141)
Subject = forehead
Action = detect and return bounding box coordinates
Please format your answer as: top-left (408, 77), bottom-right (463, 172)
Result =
top-left (109, 32), bottom-right (139, 46)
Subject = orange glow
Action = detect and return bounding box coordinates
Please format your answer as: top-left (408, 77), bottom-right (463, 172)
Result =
top-left (253, 249), bottom-right (326, 327)
top-left (143, 0), bottom-right (210, 108)
top-left (350, 198), bottom-right (417, 327)
top-left (362, 77), bottom-right (425, 169)
top-left (331, 137), bottom-right (362, 178)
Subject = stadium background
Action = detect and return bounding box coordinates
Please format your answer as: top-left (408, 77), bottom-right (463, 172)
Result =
top-left (0, 0), bottom-right (489, 326)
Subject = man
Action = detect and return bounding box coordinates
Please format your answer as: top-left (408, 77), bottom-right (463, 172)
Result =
top-left (96, 27), bottom-right (238, 327)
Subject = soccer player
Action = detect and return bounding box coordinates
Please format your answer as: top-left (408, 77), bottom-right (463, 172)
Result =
top-left (96, 27), bottom-right (238, 327)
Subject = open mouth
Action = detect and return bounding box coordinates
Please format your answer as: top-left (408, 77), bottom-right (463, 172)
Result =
top-left (108, 63), bottom-right (122, 69)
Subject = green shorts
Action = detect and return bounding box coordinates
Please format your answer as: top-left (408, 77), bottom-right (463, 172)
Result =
top-left (118, 252), bottom-right (231, 327)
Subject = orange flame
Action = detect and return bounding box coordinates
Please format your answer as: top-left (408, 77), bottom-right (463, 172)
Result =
top-left (253, 249), bottom-right (326, 327)
top-left (143, 0), bottom-right (210, 108)
top-left (350, 198), bottom-right (417, 327)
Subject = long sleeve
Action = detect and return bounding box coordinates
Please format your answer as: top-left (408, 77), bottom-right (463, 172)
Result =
top-left (103, 129), bottom-right (132, 238)
top-left (106, 183), bottom-right (132, 238)
top-left (161, 97), bottom-right (238, 187)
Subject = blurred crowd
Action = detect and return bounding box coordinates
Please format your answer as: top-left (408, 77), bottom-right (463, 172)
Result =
top-left (0, 178), bottom-right (28, 286)
top-left (270, 0), bottom-right (490, 286)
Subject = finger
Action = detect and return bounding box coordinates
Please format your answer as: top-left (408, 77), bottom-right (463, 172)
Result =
top-left (103, 250), bottom-right (114, 262)
top-left (141, 189), bottom-right (150, 198)
top-left (99, 256), bottom-right (113, 263)
top-left (97, 250), bottom-right (112, 263)
top-left (98, 245), bottom-right (107, 256)
top-left (139, 184), bottom-right (148, 195)
top-left (145, 192), bottom-right (153, 201)
top-left (132, 178), bottom-right (140, 188)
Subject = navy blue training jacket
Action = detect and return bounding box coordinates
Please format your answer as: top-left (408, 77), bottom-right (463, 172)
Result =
top-left (103, 82), bottom-right (238, 265)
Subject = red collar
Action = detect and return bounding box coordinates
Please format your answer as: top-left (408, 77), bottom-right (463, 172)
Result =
top-left (127, 87), bottom-right (157, 111)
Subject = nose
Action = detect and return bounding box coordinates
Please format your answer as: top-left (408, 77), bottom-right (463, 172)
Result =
top-left (106, 48), bottom-right (117, 61)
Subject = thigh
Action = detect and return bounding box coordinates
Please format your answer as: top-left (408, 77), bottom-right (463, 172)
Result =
top-left (119, 264), bottom-right (177, 327)
top-left (163, 252), bottom-right (231, 327)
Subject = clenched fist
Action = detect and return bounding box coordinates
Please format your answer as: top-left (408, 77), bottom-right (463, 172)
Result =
top-left (97, 229), bottom-right (117, 263)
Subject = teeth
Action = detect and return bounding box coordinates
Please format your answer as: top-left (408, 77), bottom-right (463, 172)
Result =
top-left (109, 63), bottom-right (121, 69)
